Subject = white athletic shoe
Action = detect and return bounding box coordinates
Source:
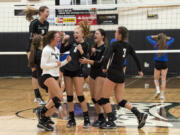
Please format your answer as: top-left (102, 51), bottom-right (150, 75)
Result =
top-left (155, 91), bottom-right (160, 99)
top-left (34, 98), bottom-right (46, 105)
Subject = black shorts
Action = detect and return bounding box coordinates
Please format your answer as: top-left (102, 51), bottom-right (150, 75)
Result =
top-left (38, 74), bottom-right (59, 93)
top-left (90, 70), bottom-right (106, 80)
top-left (155, 61), bottom-right (168, 70)
top-left (32, 70), bottom-right (38, 79)
top-left (63, 69), bottom-right (84, 78)
top-left (107, 68), bottom-right (125, 83)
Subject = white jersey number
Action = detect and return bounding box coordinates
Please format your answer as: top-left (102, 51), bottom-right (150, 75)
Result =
top-left (123, 48), bottom-right (127, 58)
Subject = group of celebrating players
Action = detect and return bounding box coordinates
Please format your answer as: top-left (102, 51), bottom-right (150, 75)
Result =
top-left (24, 6), bottom-right (174, 131)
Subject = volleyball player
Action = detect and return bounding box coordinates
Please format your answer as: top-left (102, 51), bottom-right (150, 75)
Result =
top-left (146, 33), bottom-right (174, 100)
top-left (35, 31), bottom-right (71, 131)
top-left (79, 29), bottom-right (107, 127)
top-left (110, 38), bottom-right (127, 73)
top-left (24, 6), bottom-right (49, 104)
top-left (60, 21), bottom-right (91, 128)
top-left (98, 26), bottom-right (148, 129)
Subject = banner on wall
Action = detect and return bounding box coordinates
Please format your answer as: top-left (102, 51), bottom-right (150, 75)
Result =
top-left (97, 14), bottom-right (118, 25)
top-left (55, 16), bottom-right (76, 25)
top-left (55, 9), bottom-right (96, 16)
top-left (76, 14), bottom-right (97, 25)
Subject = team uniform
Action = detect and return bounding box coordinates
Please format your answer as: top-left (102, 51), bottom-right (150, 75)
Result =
top-left (110, 38), bottom-right (127, 67)
top-left (103, 40), bottom-right (142, 83)
top-left (27, 19), bottom-right (49, 52)
top-left (60, 40), bottom-right (90, 78)
top-left (146, 36), bottom-right (175, 70)
top-left (90, 44), bottom-right (107, 80)
top-left (57, 41), bottom-right (70, 62)
top-left (40, 45), bottom-right (68, 91)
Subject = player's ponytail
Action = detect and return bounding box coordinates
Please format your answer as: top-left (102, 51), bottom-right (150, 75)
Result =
top-left (157, 33), bottom-right (167, 57)
top-left (24, 6), bottom-right (49, 21)
top-left (79, 20), bottom-right (91, 39)
top-left (28, 35), bottom-right (43, 67)
top-left (118, 26), bottom-right (128, 41)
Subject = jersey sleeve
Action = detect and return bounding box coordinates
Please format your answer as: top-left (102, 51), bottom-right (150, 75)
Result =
top-left (166, 37), bottom-right (175, 47)
top-left (60, 42), bottom-right (72, 53)
top-left (41, 49), bottom-right (58, 70)
top-left (29, 20), bottom-right (37, 40)
top-left (146, 36), bottom-right (157, 47)
top-left (79, 42), bottom-right (90, 58)
top-left (102, 43), bottom-right (115, 69)
top-left (128, 45), bottom-right (142, 71)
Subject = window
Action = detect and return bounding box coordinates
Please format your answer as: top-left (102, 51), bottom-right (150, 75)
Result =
top-left (55, 0), bottom-right (116, 5)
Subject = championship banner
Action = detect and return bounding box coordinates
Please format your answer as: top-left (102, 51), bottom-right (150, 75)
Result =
top-left (56, 16), bottom-right (76, 25)
top-left (76, 14), bottom-right (97, 25)
top-left (97, 14), bottom-right (118, 25)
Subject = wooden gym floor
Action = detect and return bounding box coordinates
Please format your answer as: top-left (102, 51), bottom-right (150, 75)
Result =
top-left (0, 77), bottom-right (180, 135)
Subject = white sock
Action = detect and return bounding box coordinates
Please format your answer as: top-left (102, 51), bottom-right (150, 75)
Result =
top-left (156, 86), bottom-right (160, 93)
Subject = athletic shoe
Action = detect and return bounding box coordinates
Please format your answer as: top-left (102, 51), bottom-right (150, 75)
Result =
top-left (99, 121), bottom-right (116, 129)
top-left (34, 107), bottom-right (44, 121)
top-left (34, 97), bottom-right (46, 105)
top-left (83, 118), bottom-right (91, 128)
top-left (37, 121), bottom-right (54, 131)
top-left (66, 119), bottom-right (76, 128)
top-left (92, 120), bottom-right (100, 127)
top-left (46, 117), bottom-right (55, 125)
top-left (92, 119), bottom-right (106, 127)
top-left (137, 113), bottom-right (148, 129)
top-left (155, 91), bottom-right (160, 99)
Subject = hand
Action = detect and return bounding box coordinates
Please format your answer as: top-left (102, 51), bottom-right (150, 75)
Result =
top-left (77, 44), bottom-right (84, 54)
top-left (91, 48), bottom-right (96, 54)
top-left (66, 55), bottom-right (71, 62)
top-left (166, 36), bottom-right (171, 40)
top-left (138, 71), bottom-right (143, 77)
top-left (79, 57), bottom-right (88, 64)
top-left (57, 61), bottom-right (61, 67)
top-left (102, 69), bottom-right (107, 73)
top-left (151, 35), bottom-right (158, 39)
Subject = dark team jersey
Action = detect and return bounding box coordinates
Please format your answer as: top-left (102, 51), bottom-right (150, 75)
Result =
top-left (103, 40), bottom-right (142, 72)
top-left (28, 19), bottom-right (49, 50)
top-left (90, 44), bottom-right (107, 73)
top-left (34, 48), bottom-right (42, 78)
top-left (60, 40), bottom-right (90, 71)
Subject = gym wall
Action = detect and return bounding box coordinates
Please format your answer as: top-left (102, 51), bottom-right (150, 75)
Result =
top-left (0, 0), bottom-right (180, 76)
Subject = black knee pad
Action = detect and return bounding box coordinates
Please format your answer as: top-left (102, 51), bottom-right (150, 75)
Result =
top-left (97, 98), bottom-right (109, 105)
top-left (32, 70), bottom-right (38, 78)
top-left (52, 97), bottom-right (61, 109)
top-left (67, 96), bottom-right (73, 102)
top-left (92, 98), bottom-right (97, 104)
top-left (77, 96), bottom-right (85, 103)
top-left (118, 100), bottom-right (127, 107)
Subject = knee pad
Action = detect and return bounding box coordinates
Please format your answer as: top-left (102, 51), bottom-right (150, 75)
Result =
top-left (32, 70), bottom-right (38, 78)
top-left (92, 98), bottom-right (97, 104)
top-left (97, 98), bottom-right (109, 105)
top-left (67, 96), bottom-right (73, 102)
top-left (52, 97), bottom-right (61, 109)
top-left (118, 100), bottom-right (127, 107)
top-left (77, 96), bottom-right (85, 103)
